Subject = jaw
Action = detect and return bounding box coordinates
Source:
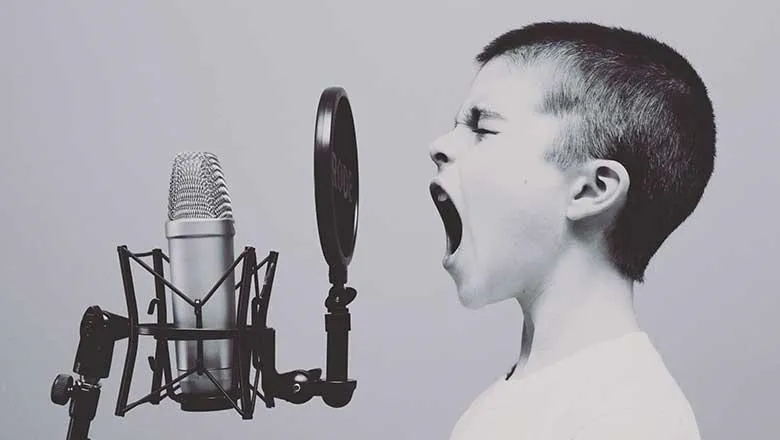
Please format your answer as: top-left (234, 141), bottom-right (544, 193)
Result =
top-left (430, 182), bottom-right (525, 310)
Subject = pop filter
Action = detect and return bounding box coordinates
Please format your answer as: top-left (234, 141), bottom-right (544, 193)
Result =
top-left (314, 87), bottom-right (359, 285)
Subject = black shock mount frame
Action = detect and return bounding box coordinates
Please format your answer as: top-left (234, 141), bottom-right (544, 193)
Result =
top-left (50, 245), bottom-right (357, 440)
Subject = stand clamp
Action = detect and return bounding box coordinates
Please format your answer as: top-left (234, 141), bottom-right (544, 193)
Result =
top-left (51, 306), bottom-right (130, 440)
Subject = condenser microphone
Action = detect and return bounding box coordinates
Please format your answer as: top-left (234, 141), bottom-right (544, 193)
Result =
top-left (50, 88), bottom-right (361, 440)
top-left (165, 152), bottom-right (237, 410)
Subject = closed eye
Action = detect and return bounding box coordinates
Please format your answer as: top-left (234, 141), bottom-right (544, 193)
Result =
top-left (455, 107), bottom-right (500, 140)
top-left (471, 127), bottom-right (498, 141)
top-left (453, 120), bottom-right (499, 138)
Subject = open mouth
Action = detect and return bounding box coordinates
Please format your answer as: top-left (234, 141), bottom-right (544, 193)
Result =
top-left (430, 182), bottom-right (462, 255)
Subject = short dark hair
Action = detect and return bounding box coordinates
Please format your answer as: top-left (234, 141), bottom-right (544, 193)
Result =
top-left (476, 22), bottom-right (716, 283)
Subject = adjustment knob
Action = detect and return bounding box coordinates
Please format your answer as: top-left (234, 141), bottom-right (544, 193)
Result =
top-left (51, 374), bottom-right (74, 405)
top-left (275, 369), bottom-right (320, 404)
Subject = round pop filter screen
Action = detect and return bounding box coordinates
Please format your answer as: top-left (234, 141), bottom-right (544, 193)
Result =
top-left (314, 87), bottom-right (359, 283)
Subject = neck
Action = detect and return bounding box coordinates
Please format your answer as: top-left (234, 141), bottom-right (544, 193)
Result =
top-left (509, 245), bottom-right (639, 379)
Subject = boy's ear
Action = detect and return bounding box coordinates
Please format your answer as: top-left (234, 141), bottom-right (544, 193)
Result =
top-left (566, 159), bottom-right (630, 222)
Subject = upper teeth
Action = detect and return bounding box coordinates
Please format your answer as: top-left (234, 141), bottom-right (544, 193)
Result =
top-left (437, 192), bottom-right (449, 202)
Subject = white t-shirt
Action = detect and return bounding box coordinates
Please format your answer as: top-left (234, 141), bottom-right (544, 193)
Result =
top-left (449, 332), bottom-right (700, 440)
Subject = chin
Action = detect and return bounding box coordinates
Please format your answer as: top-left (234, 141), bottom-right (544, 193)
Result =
top-left (457, 291), bottom-right (485, 310)
top-left (453, 277), bottom-right (509, 310)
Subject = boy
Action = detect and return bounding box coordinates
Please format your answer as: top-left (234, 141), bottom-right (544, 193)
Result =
top-left (429, 22), bottom-right (714, 439)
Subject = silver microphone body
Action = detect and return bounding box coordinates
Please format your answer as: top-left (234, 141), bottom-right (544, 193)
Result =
top-left (165, 152), bottom-right (236, 398)
top-left (166, 218), bottom-right (236, 395)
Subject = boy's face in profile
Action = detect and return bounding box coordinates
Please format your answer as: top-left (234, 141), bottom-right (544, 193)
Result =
top-left (430, 57), bottom-right (573, 309)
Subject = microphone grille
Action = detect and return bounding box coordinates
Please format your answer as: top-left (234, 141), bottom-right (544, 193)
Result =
top-left (168, 152), bottom-right (233, 220)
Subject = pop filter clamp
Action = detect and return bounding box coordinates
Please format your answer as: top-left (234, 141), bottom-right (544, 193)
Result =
top-left (50, 87), bottom-right (360, 440)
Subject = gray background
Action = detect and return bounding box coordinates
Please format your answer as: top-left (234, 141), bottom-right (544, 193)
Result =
top-left (1, 1), bottom-right (777, 439)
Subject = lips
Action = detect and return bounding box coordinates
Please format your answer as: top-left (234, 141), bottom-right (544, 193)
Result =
top-left (430, 182), bottom-right (462, 255)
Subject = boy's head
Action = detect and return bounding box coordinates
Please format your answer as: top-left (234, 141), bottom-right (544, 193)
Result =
top-left (429, 22), bottom-right (715, 309)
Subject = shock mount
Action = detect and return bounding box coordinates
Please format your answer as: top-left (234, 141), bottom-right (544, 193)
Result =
top-left (50, 245), bottom-right (357, 440)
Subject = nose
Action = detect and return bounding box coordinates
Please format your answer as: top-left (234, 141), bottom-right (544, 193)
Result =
top-left (430, 150), bottom-right (449, 168)
top-left (429, 132), bottom-right (456, 171)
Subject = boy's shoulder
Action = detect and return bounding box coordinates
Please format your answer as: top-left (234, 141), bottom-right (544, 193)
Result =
top-left (562, 331), bottom-right (701, 439)
top-left (450, 332), bottom-right (700, 439)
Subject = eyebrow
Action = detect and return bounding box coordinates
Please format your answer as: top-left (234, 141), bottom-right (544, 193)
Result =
top-left (453, 105), bottom-right (507, 128)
